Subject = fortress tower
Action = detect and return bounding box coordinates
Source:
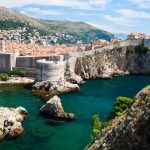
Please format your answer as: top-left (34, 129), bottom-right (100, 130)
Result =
top-left (0, 36), bottom-right (5, 52)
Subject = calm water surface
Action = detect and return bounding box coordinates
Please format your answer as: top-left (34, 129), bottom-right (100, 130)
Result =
top-left (0, 76), bottom-right (150, 150)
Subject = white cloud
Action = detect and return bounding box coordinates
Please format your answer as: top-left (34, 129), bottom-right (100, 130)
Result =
top-left (130, 0), bottom-right (150, 9)
top-left (87, 22), bottom-right (126, 33)
top-left (0, 0), bottom-right (111, 10)
top-left (21, 7), bottom-right (63, 16)
top-left (104, 15), bottom-right (137, 26)
top-left (78, 11), bottom-right (99, 16)
top-left (20, 10), bottom-right (40, 18)
top-left (104, 8), bottom-right (150, 27)
top-left (89, 0), bottom-right (111, 8)
top-left (116, 9), bottom-right (150, 18)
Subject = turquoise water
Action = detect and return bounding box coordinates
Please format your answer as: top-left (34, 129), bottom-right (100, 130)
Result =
top-left (0, 76), bottom-right (150, 150)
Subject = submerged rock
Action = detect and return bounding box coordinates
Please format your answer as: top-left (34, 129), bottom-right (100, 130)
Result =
top-left (40, 95), bottom-right (75, 121)
top-left (0, 106), bottom-right (28, 140)
top-left (46, 119), bottom-right (64, 126)
top-left (86, 86), bottom-right (150, 150)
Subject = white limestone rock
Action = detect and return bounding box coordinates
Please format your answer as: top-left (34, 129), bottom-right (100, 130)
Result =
top-left (33, 79), bottom-right (80, 94)
top-left (66, 73), bottom-right (84, 84)
top-left (0, 106), bottom-right (28, 140)
top-left (40, 95), bottom-right (75, 120)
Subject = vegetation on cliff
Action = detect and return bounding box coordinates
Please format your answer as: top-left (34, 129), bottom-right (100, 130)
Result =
top-left (107, 96), bottom-right (133, 120)
top-left (91, 114), bottom-right (104, 139)
top-left (87, 86), bottom-right (150, 150)
top-left (91, 96), bottom-right (133, 139)
top-left (126, 44), bottom-right (149, 55)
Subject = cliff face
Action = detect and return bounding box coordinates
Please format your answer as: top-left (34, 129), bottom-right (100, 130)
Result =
top-left (86, 86), bottom-right (150, 150)
top-left (75, 47), bottom-right (150, 79)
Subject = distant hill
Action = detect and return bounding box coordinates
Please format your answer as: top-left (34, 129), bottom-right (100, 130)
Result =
top-left (0, 6), bottom-right (113, 43)
top-left (114, 33), bottom-right (127, 40)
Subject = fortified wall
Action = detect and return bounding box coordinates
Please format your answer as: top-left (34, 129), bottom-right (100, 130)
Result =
top-left (35, 39), bottom-right (144, 81)
top-left (0, 39), bottom-right (146, 80)
top-left (36, 56), bottom-right (65, 82)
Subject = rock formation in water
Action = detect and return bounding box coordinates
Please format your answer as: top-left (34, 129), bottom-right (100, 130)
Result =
top-left (33, 79), bottom-right (80, 97)
top-left (75, 46), bottom-right (150, 79)
top-left (40, 95), bottom-right (75, 120)
top-left (86, 86), bottom-right (150, 150)
top-left (0, 106), bottom-right (28, 140)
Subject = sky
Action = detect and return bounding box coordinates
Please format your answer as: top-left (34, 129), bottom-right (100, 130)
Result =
top-left (0, 0), bottom-right (150, 34)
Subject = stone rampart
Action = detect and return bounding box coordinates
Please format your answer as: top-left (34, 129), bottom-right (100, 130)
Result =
top-left (16, 56), bottom-right (51, 69)
top-left (0, 53), bottom-right (16, 72)
top-left (0, 39), bottom-right (146, 80)
top-left (36, 59), bottom-right (65, 81)
top-left (35, 39), bottom-right (145, 81)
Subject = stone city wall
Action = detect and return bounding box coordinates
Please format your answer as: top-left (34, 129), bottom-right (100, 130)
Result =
top-left (0, 53), bottom-right (16, 72)
top-left (35, 39), bottom-right (145, 81)
top-left (0, 39), bottom-right (146, 80)
top-left (68, 39), bottom-right (143, 58)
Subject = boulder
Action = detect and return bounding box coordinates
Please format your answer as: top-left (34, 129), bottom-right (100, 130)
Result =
top-left (40, 95), bottom-right (75, 121)
top-left (0, 106), bottom-right (28, 140)
top-left (33, 79), bottom-right (80, 98)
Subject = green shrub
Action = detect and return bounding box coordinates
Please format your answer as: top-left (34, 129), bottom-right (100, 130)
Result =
top-left (91, 97), bottom-right (133, 140)
top-left (107, 96), bottom-right (133, 120)
top-left (8, 70), bottom-right (26, 77)
top-left (0, 21), bottom-right (26, 30)
top-left (91, 114), bottom-right (103, 138)
top-left (135, 44), bottom-right (149, 54)
top-left (0, 73), bottom-right (9, 81)
top-left (126, 46), bottom-right (134, 54)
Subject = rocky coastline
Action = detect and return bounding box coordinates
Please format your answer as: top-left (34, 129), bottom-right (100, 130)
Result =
top-left (33, 46), bottom-right (150, 98)
top-left (32, 46), bottom-right (150, 124)
top-left (75, 46), bottom-right (150, 79)
top-left (85, 86), bottom-right (150, 150)
top-left (1, 45), bottom-right (149, 141)
top-left (0, 106), bottom-right (28, 140)
top-left (0, 77), bottom-right (34, 85)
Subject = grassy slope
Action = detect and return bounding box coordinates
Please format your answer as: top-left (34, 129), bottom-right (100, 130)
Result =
top-left (0, 6), bottom-right (113, 42)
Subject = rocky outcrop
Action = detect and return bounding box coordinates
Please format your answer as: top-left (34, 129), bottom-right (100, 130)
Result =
top-left (75, 47), bottom-right (150, 79)
top-left (0, 106), bottom-right (28, 140)
top-left (66, 73), bottom-right (83, 84)
top-left (86, 86), bottom-right (150, 150)
top-left (65, 59), bottom-right (84, 84)
top-left (33, 79), bottom-right (80, 97)
top-left (40, 95), bottom-right (75, 121)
